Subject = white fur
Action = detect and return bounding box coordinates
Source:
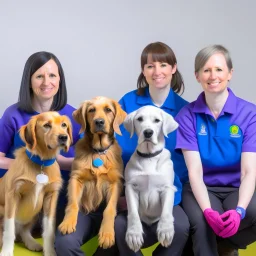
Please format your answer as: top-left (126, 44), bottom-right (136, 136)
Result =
top-left (124, 106), bottom-right (178, 252)
top-left (34, 182), bottom-right (44, 209)
top-left (42, 216), bottom-right (56, 256)
top-left (0, 218), bottom-right (15, 256)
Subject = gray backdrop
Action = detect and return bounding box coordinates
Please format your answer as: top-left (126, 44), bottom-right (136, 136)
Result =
top-left (0, 0), bottom-right (255, 116)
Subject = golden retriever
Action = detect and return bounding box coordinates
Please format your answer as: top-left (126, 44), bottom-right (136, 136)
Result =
top-left (0, 111), bottom-right (72, 256)
top-left (58, 96), bottom-right (126, 249)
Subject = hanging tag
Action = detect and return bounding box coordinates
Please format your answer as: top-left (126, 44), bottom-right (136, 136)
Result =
top-left (36, 173), bottom-right (49, 184)
top-left (92, 158), bottom-right (104, 168)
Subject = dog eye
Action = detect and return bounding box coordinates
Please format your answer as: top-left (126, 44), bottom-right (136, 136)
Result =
top-left (88, 108), bottom-right (95, 113)
top-left (105, 107), bottom-right (112, 112)
top-left (43, 123), bottom-right (51, 128)
top-left (154, 119), bottom-right (160, 123)
top-left (61, 123), bottom-right (67, 128)
top-left (137, 117), bottom-right (143, 122)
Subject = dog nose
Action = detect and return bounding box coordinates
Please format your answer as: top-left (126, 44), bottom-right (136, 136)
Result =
top-left (58, 135), bottom-right (68, 143)
top-left (144, 129), bottom-right (153, 138)
top-left (95, 118), bottom-right (105, 127)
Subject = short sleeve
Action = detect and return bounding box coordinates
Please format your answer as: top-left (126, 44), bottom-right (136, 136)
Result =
top-left (175, 105), bottom-right (199, 151)
top-left (242, 111), bottom-right (256, 152)
top-left (0, 112), bottom-right (16, 153)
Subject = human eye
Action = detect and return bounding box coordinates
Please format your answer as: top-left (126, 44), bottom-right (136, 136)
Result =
top-left (216, 68), bottom-right (222, 72)
top-left (203, 69), bottom-right (209, 73)
top-left (146, 65), bottom-right (153, 69)
top-left (49, 73), bottom-right (57, 78)
top-left (36, 74), bottom-right (43, 79)
top-left (161, 63), bottom-right (167, 67)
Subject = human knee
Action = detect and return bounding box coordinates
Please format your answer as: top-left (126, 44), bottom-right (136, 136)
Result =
top-left (114, 213), bottom-right (127, 235)
top-left (55, 231), bottom-right (79, 254)
top-left (174, 215), bottom-right (190, 238)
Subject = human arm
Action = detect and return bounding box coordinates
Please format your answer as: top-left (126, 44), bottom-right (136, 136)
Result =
top-left (56, 155), bottom-right (74, 171)
top-left (182, 150), bottom-right (211, 211)
top-left (0, 152), bottom-right (14, 170)
top-left (237, 152), bottom-right (256, 209)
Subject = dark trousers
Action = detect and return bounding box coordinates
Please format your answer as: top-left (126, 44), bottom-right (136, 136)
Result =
top-left (95, 205), bottom-right (190, 256)
top-left (55, 211), bottom-right (103, 256)
top-left (182, 183), bottom-right (256, 256)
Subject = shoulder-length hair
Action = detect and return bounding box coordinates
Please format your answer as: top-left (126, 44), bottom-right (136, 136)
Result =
top-left (18, 51), bottom-right (67, 113)
top-left (137, 42), bottom-right (184, 95)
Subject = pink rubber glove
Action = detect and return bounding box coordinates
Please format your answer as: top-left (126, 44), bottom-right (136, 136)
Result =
top-left (203, 208), bottom-right (225, 235)
top-left (219, 210), bottom-right (241, 238)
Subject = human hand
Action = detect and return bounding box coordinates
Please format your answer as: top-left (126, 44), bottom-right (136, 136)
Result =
top-left (203, 208), bottom-right (225, 235)
top-left (219, 210), bottom-right (241, 238)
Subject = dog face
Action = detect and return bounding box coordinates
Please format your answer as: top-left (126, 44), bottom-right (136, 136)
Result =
top-left (124, 106), bottom-right (178, 146)
top-left (73, 96), bottom-right (127, 136)
top-left (19, 111), bottom-right (73, 153)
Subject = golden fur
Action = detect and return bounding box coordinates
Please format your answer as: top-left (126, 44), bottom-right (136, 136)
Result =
top-left (0, 111), bottom-right (72, 255)
top-left (59, 97), bottom-right (126, 249)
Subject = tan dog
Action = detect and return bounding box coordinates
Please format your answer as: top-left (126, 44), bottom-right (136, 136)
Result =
top-left (0, 111), bottom-right (72, 256)
top-left (59, 96), bottom-right (126, 248)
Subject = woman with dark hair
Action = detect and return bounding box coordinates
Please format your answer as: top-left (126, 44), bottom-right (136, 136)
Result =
top-left (93, 42), bottom-right (190, 256)
top-left (0, 51), bottom-right (80, 223)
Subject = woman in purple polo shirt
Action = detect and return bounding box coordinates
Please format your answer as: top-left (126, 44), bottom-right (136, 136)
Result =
top-left (176, 45), bottom-right (256, 256)
top-left (0, 51), bottom-right (80, 224)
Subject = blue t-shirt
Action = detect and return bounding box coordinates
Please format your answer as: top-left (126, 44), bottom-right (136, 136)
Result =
top-left (0, 103), bottom-right (81, 178)
top-left (176, 88), bottom-right (256, 187)
top-left (116, 87), bottom-right (189, 205)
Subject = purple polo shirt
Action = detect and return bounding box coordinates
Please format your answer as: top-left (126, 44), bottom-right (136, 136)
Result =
top-left (175, 88), bottom-right (256, 187)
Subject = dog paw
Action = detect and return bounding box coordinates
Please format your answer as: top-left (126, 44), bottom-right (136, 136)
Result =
top-left (0, 250), bottom-right (13, 256)
top-left (98, 228), bottom-right (115, 249)
top-left (157, 220), bottom-right (175, 247)
top-left (125, 229), bottom-right (144, 252)
top-left (43, 248), bottom-right (56, 256)
top-left (58, 217), bottom-right (77, 235)
top-left (25, 240), bottom-right (43, 251)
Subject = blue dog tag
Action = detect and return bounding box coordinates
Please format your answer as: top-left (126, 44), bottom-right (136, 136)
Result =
top-left (93, 158), bottom-right (103, 168)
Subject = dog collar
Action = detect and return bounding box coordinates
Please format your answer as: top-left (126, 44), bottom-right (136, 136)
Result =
top-left (25, 149), bottom-right (56, 168)
top-left (92, 143), bottom-right (113, 168)
top-left (136, 149), bottom-right (163, 158)
top-left (92, 143), bottom-right (113, 155)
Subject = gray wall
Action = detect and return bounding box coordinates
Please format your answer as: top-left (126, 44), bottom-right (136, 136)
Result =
top-left (0, 0), bottom-right (255, 116)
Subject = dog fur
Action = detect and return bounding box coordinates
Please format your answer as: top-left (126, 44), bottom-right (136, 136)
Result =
top-left (0, 111), bottom-right (73, 256)
top-left (58, 96), bottom-right (127, 249)
top-left (123, 105), bottom-right (178, 252)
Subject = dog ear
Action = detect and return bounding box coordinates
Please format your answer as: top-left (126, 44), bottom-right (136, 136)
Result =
top-left (64, 116), bottom-right (73, 152)
top-left (161, 111), bottom-right (179, 137)
top-left (112, 100), bottom-right (127, 136)
top-left (123, 110), bottom-right (137, 138)
top-left (19, 117), bottom-right (37, 150)
top-left (73, 101), bottom-right (88, 134)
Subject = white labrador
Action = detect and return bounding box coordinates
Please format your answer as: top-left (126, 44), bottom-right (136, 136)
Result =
top-left (124, 105), bottom-right (178, 252)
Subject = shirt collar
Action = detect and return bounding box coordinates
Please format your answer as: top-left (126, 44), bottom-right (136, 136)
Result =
top-left (136, 87), bottom-right (176, 110)
top-left (192, 88), bottom-right (237, 115)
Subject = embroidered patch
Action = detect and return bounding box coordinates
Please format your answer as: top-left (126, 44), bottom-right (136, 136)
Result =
top-left (198, 124), bottom-right (207, 135)
top-left (230, 125), bottom-right (241, 138)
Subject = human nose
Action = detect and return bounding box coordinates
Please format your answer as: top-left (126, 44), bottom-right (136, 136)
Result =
top-left (153, 65), bottom-right (161, 75)
top-left (43, 75), bottom-right (50, 85)
top-left (209, 71), bottom-right (217, 80)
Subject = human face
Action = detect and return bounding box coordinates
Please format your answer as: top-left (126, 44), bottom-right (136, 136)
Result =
top-left (143, 56), bottom-right (176, 90)
top-left (195, 53), bottom-right (233, 94)
top-left (31, 59), bottom-right (60, 102)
